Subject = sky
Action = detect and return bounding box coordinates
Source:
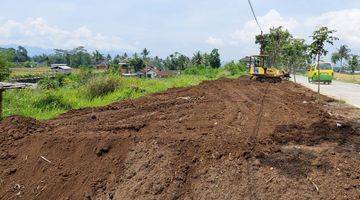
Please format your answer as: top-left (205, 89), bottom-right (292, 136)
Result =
top-left (0, 0), bottom-right (359, 61)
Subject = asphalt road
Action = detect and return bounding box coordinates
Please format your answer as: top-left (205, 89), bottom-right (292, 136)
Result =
top-left (291, 75), bottom-right (360, 108)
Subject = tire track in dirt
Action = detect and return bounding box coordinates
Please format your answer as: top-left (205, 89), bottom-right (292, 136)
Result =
top-left (245, 83), bottom-right (271, 200)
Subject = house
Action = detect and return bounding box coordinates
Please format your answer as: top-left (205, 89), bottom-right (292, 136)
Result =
top-left (96, 61), bottom-right (109, 70)
top-left (119, 60), bottom-right (132, 74)
top-left (141, 66), bottom-right (160, 78)
top-left (140, 66), bottom-right (178, 78)
top-left (51, 64), bottom-right (72, 74)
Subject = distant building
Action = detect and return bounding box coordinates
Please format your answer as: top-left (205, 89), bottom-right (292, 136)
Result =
top-left (140, 66), bottom-right (178, 78)
top-left (141, 66), bottom-right (160, 78)
top-left (96, 61), bottom-right (109, 70)
top-left (51, 64), bottom-right (72, 74)
top-left (119, 60), bottom-right (132, 74)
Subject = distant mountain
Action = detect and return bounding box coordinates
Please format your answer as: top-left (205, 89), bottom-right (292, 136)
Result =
top-left (0, 44), bottom-right (54, 56)
top-left (0, 44), bottom-right (132, 58)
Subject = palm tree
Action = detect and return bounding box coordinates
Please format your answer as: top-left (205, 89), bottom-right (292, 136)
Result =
top-left (337, 45), bottom-right (350, 68)
top-left (331, 52), bottom-right (340, 64)
top-left (92, 50), bottom-right (103, 64)
top-left (348, 54), bottom-right (359, 74)
top-left (192, 51), bottom-right (203, 65)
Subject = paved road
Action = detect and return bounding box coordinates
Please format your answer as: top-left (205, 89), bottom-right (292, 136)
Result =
top-left (291, 75), bottom-right (360, 108)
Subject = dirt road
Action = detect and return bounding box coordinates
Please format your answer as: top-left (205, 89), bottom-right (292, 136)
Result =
top-left (0, 78), bottom-right (359, 200)
top-left (292, 75), bottom-right (360, 108)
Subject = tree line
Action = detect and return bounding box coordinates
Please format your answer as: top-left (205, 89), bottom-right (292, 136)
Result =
top-left (331, 45), bottom-right (359, 74)
top-left (256, 26), bottom-right (359, 76)
top-left (0, 45), bottom-right (222, 80)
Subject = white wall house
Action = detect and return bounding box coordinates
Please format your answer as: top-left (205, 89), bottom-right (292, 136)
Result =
top-left (145, 69), bottom-right (158, 78)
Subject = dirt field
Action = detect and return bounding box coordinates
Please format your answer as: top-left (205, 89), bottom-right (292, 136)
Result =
top-left (1, 77), bottom-right (359, 200)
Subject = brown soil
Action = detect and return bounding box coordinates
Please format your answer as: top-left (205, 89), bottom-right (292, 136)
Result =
top-left (0, 77), bottom-right (359, 200)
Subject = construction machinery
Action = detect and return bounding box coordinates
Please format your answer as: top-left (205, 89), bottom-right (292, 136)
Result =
top-left (247, 0), bottom-right (290, 83)
top-left (248, 55), bottom-right (290, 83)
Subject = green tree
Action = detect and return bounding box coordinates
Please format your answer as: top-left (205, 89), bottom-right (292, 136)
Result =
top-left (348, 55), bottom-right (359, 74)
top-left (331, 52), bottom-right (341, 65)
top-left (337, 45), bottom-right (351, 68)
top-left (106, 54), bottom-right (112, 61)
top-left (69, 46), bottom-right (92, 67)
top-left (256, 27), bottom-right (292, 67)
top-left (191, 51), bottom-right (203, 66)
top-left (282, 39), bottom-right (309, 83)
top-left (163, 52), bottom-right (190, 70)
top-left (205, 49), bottom-right (221, 68)
top-left (0, 52), bottom-right (10, 81)
top-left (309, 26), bottom-right (338, 93)
top-left (14, 46), bottom-right (30, 63)
top-left (92, 50), bottom-right (104, 64)
top-left (123, 52), bottom-right (128, 59)
top-left (141, 48), bottom-right (150, 59)
top-left (129, 55), bottom-right (145, 72)
top-left (148, 56), bottom-right (164, 69)
top-left (113, 55), bottom-right (121, 65)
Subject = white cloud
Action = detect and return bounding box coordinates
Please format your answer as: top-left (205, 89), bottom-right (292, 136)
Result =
top-left (231, 9), bottom-right (299, 45)
top-left (205, 36), bottom-right (225, 47)
top-left (0, 18), bottom-right (137, 51)
top-left (229, 9), bottom-right (360, 48)
top-left (306, 9), bottom-right (360, 45)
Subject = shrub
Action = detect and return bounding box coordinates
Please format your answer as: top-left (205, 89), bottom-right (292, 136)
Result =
top-left (38, 73), bottom-right (68, 89)
top-left (224, 61), bottom-right (248, 76)
top-left (0, 55), bottom-right (10, 81)
top-left (34, 92), bottom-right (72, 110)
top-left (77, 67), bottom-right (95, 84)
top-left (183, 65), bottom-right (221, 79)
top-left (85, 76), bottom-right (120, 99)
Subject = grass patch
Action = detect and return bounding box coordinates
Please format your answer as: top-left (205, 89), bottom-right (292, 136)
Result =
top-left (34, 92), bottom-right (72, 110)
top-left (3, 66), bottom-right (247, 120)
top-left (10, 67), bottom-right (52, 78)
top-left (334, 73), bottom-right (360, 84)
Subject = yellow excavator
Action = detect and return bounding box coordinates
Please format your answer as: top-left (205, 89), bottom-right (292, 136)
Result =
top-left (248, 54), bottom-right (290, 83)
top-left (247, 0), bottom-right (290, 83)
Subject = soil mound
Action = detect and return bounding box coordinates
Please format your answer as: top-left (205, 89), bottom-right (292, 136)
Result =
top-left (0, 116), bottom-right (48, 142)
top-left (0, 77), bottom-right (359, 200)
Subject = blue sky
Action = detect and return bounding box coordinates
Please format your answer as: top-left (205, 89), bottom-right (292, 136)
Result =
top-left (0, 0), bottom-right (359, 61)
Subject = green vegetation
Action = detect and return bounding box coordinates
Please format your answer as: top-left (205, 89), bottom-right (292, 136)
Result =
top-left (10, 67), bottom-right (51, 79)
top-left (0, 54), bottom-right (10, 81)
top-left (334, 73), bottom-right (360, 84)
top-left (309, 26), bottom-right (338, 93)
top-left (331, 45), bottom-right (359, 74)
top-left (348, 55), bottom-right (359, 74)
top-left (3, 24), bottom-right (357, 120)
top-left (331, 45), bottom-right (350, 69)
top-left (255, 26), bottom-right (310, 79)
top-left (85, 76), bottom-right (120, 99)
top-left (3, 64), bottom-right (247, 120)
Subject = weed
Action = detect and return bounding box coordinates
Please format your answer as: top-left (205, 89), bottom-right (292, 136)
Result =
top-left (85, 76), bottom-right (120, 99)
top-left (34, 92), bottom-right (72, 110)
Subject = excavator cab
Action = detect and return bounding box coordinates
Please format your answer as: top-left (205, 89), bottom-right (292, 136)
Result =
top-left (249, 55), bottom-right (269, 77)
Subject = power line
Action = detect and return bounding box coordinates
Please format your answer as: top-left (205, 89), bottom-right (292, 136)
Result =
top-left (247, 0), bottom-right (263, 33)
